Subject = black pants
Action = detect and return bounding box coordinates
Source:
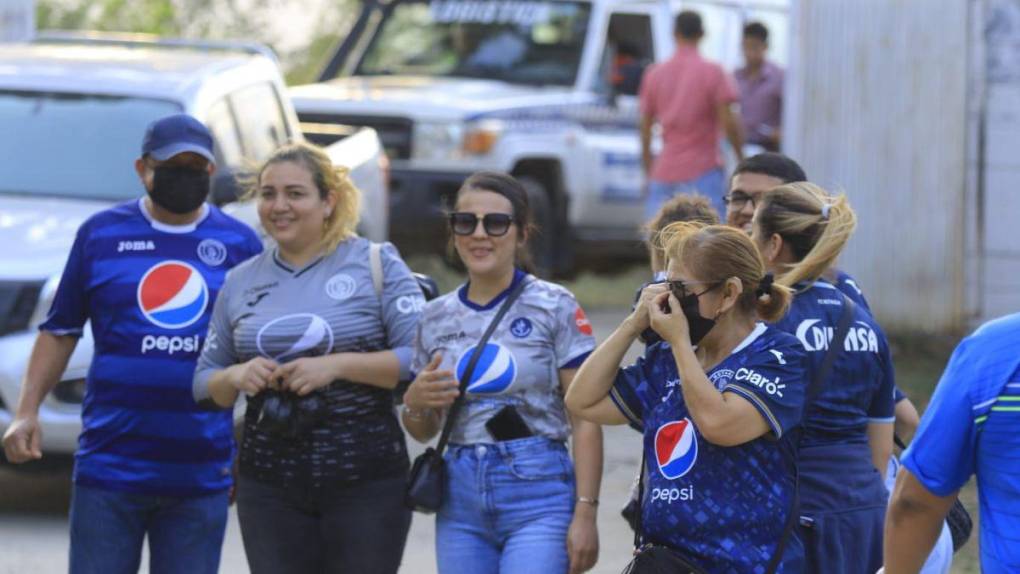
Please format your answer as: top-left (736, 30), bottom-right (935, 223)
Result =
top-left (236, 473), bottom-right (412, 574)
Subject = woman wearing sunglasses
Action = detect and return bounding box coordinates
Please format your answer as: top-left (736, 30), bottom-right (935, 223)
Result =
top-left (566, 222), bottom-right (808, 573)
top-left (402, 171), bottom-right (603, 574)
top-left (752, 183), bottom-right (896, 574)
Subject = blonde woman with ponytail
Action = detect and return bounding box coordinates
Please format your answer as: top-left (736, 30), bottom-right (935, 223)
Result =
top-left (567, 223), bottom-right (809, 572)
top-left (194, 142), bottom-right (424, 573)
top-left (753, 182), bottom-right (897, 574)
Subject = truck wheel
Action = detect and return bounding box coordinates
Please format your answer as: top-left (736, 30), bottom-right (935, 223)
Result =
top-left (519, 177), bottom-right (555, 277)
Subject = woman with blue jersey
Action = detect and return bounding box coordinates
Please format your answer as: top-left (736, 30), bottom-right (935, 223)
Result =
top-left (401, 172), bottom-right (603, 574)
top-left (752, 182), bottom-right (896, 574)
top-left (566, 222), bottom-right (808, 573)
top-left (193, 143), bottom-right (424, 574)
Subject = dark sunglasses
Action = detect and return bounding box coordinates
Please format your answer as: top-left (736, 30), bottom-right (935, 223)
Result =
top-left (449, 212), bottom-right (515, 237)
top-left (667, 279), bottom-right (722, 301)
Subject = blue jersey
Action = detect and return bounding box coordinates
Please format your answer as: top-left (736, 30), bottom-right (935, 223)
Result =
top-left (41, 199), bottom-right (262, 496)
top-left (610, 324), bottom-right (807, 573)
top-left (774, 280), bottom-right (896, 447)
top-left (903, 313), bottom-right (1020, 572)
top-left (830, 269), bottom-right (871, 312)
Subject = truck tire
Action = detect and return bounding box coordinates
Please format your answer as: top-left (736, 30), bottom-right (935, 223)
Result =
top-left (519, 177), bottom-right (555, 277)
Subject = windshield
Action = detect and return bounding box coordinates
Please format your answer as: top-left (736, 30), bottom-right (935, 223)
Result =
top-left (356, 0), bottom-right (591, 86)
top-left (0, 91), bottom-right (181, 201)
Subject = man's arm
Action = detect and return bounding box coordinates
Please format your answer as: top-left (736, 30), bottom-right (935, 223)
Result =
top-left (640, 113), bottom-right (655, 180)
top-left (718, 102), bottom-right (744, 162)
top-left (2, 332), bottom-right (79, 462)
top-left (883, 468), bottom-right (957, 574)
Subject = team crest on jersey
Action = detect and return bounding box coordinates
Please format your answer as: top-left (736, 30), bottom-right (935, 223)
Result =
top-left (457, 342), bottom-right (517, 394)
top-left (137, 261), bottom-right (209, 329)
top-left (655, 418), bottom-right (698, 479)
top-left (509, 317), bottom-right (533, 338)
top-left (325, 273), bottom-right (357, 301)
top-left (708, 369), bottom-right (735, 390)
top-left (197, 239), bottom-right (227, 267)
top-left (256, 313), bottom-right (335, 360)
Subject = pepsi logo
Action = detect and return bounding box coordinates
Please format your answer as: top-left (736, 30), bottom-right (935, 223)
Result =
top-left (256, 313), bottom-right (335, 361)
top-left (137, 261), bottom-right (209, 329)
top-left (654, 418), bottom-right (698, 480)
top-left (457, 343), bottom-right (517, 394)
top-left (509, 317), bottom-right (532, 338)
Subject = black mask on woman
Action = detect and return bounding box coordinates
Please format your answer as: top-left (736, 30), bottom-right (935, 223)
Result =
top-left (678, 293), bottom-right (717, 346)
top-left (149, 166), bottom-right (210, 214)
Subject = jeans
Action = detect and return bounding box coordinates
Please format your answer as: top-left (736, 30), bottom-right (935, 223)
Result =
top-left (646, 168), bottom-right (726, 221)
top-left (68, 484), bottom-right (229, 574)
top-left (236, 473), bottom-right (411, 574)
top-left (437, 437), bottom-right (576, 574)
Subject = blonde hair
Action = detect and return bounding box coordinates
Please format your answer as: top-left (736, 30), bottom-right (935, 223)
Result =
top-left (645, 194), bottom-right (720, 271)
top-left (660, 222), bottom-right (791, 322)
top-left (246, 142), bottom-right (361, 252)
top-left (755, 182), bottom-right (857, 288)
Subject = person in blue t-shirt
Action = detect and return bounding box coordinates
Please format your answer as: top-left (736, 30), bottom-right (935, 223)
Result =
top-left (884, 313), bottom-right (1020, 573)
top-left (753, 182), bottom-right (895, 573)
top-left (2, 114), bottom-right (262, 574)
top-left (567, 222), bottom-right (808, 573)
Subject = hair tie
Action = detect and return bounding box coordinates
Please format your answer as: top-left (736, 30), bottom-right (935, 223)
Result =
top-left (820, 204), bottom-right (831, 220)
top-left (756, 272), bottom-right (775, 298)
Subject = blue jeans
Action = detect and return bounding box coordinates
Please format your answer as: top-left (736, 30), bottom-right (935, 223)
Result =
top-left (646, 167), bottom-right (726, 221)
top-left (69, 484), bottom-right (229, 574)
top-left (437, 437), bottom-right (576, 574)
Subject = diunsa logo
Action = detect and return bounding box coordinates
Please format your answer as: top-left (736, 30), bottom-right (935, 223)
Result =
top-left (256, 313), bottom-right (335, 361)
top-left (795, 319), bottom-right (879, 353)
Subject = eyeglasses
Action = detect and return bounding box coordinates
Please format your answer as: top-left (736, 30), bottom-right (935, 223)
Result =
top-left (723, 192), bottom-right (757, 210)
top-left (667, 279), bottom-right (722, 301)
top-left (449, 212), bottom-right (515, 237)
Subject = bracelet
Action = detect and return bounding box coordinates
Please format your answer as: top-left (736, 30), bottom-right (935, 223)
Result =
top-left (576, 496), bottom-right (599, 507)
top-left (402, 404), bottom-right (434, 420)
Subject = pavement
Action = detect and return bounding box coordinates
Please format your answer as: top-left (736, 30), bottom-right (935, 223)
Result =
top-left (0, 307), bottom-right (645, 574)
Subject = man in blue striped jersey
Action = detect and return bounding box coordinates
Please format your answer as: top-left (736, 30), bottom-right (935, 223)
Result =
top-left (2, 114), bottom-right (262, 574)
top-left (884, 313), bottom-right (1020, 573)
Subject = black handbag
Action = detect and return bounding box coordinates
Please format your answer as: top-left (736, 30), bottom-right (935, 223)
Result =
top-left (404, 277), bottom-right (529, 514)
top-left (622, 295), bottom-right (857, 574)
top-left (893, 434), bottom-right (973, 552)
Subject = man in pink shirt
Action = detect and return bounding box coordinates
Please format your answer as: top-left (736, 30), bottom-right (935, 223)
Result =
top-left (639, 10), bottom-right (744, 219)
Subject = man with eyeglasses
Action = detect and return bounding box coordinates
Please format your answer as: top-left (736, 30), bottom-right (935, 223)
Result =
top-left (724, 152), bottom-right (807, 233)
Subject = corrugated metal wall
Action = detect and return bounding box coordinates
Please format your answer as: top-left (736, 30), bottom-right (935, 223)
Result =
top-left (785, 0), bottom-right (970, 333)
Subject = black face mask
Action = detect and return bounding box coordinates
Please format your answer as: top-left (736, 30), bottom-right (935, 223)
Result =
top-left (678, 293), bottom-right (717, 346)
top-left (149, 166), bottom-right (209, 214)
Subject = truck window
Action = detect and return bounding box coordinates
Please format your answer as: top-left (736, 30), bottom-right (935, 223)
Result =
top-left (230, 83), bottom-right (289, 162)
top-left (355, 0), bottom-right (592, 87)
top-left (598, 13), bottom-right (654, 96)
top-left (206, 98), bottom-right (244, 167)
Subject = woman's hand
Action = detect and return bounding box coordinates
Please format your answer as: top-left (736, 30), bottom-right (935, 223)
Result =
top-left (567, 503), bottom-right (599, 573)
top-left (404, 354), bottom-right (459, 411)
top-left (273, 356), bottom-right (340, 396)
top-left (649, 291), bottom-right (692, 348)
top-left (626, 283), bottom-right (668, 335)
top-left (230, 357), bottom-right (279, 395)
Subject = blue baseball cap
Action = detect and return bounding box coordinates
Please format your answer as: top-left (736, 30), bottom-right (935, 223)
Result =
top-left (141, 114), bottom-right (216, 164)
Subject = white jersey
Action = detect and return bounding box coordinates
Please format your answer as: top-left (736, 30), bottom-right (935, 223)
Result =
top-left (413, 270), bottom-right (595, 444)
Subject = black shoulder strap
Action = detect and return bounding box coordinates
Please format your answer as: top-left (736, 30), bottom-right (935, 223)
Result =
top-left (434, 277), bottom-right (529, 455)
top-left (765, 292), bottom-right (856, 574)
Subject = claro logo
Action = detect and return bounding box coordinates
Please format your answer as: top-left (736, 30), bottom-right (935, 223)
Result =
top-left (734, 368), bottom-right (785, 397)
top-left (795, 320), bottom-right (879, 353)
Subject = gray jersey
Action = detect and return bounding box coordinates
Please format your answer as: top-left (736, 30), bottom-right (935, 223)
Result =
top-left (412, 271), bottom-right (595, 444)
top-left (194, 237), bottom-right (425, 487)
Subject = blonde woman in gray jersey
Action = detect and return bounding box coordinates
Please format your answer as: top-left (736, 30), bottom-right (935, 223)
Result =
top-left (402, 172), bottom-right (603, 574)
top-left (193, 143), bottom-right (424, 574)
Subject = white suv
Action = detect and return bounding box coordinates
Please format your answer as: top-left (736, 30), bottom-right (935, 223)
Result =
top-left (0, 33), bottom-right (389, 455)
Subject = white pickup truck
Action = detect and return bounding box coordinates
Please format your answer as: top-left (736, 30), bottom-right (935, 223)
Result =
top-left (0, 33), bottom-right (390, 455)
top-left (290, 0), bottom-right (788, 274)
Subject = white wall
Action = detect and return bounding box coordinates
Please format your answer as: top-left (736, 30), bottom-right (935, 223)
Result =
top-left (0, 0), bottom-right (33, 42)
top-left (786, 0), bottom-right (971, 333)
